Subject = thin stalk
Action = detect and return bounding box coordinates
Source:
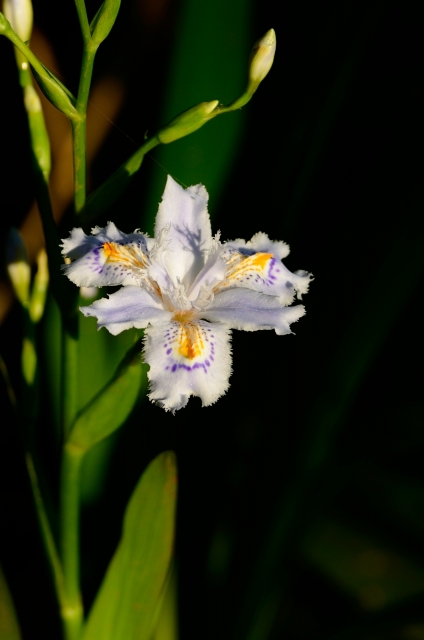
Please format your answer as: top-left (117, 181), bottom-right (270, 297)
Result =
top-left (60, 443), bottom-right (85, 640)
top-left (1, 355), bottom-right (68, 627)
top-left (216, 91), bottom-right (252, 114)
top-left (61, 319), bottom-right (79, 440)
top-left (73, 47), bottom-right (97, 214)
top-left (80, 135), bottom-right (161, 224)
top-left (73, 0), bottom-right (91, 46)
top-left (26, 454), bottom-right (68, 611)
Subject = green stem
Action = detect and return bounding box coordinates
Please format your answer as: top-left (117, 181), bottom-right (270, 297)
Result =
top-left (61, 318), bottom-right (79, 440)
top-left (73, 0), bottom-right (91, 46)
top-left (1, 355), bottom-right (70, 632)
top-left (73, 47), bottom-right (97, 214)
top-left (60, 442), bottom-right (85, 640)
top-left (216, 91), bottom-right (252, 114)
top-left (1, 21), bottom-right (53, 83)
top-left (80, 135), bottom-right (160, 224)
top-left (26, 454), bottom-right (68, 611)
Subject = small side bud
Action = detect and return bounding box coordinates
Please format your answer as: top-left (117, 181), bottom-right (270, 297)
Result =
top-left (3, 0), bottom-right (33, 42)
top-left (90, 0), bottom-right (121, 47)
top-left (22, 337), bottom-right (37, 385)
top-left (24, 85), bottom-right (52, 178)
top-left (31, 63), bottom-right (78, 120)
top-left (247, 28), bottom-right (276, 96)
top-left (157, 100), bottom-right (219, 144)
top-left (29, 249), bottom-right (49, 323)
top-left (6, 228), bottom-right (31, 307)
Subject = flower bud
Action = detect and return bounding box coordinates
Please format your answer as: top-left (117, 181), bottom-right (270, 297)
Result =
top-left (29, 248), bottom-right (49, 323)
top-left (247, 28), bottom-right (276, 96)
top-left (22, 336), bottom-right (37, 385)
top-left (31, 63), bottom-right (78, 120)
top-left (90, 0), bottom-right (121, 47)
top-left (2, 0), bottom-right (33, 42)
top-left (6, 228), bottom-right (30, 307)
top-left (157, 100), bottom-right (219, 144)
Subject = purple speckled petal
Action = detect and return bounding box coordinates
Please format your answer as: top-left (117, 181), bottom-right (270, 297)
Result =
top-left (202, 288), bottom-right (305, 335)
top-left (81, 286), bottom-right (171, 335)
top-left (62, 223), bottom-right (150, 288)
top-left (217, 245), bottom-right (312, 304)
top-left (144, 320), bottom-right (232, 412)
top-left (222, 231), bottom-right (290, 261)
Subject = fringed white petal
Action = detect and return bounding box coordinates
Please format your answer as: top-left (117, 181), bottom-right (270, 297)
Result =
top-left (154, 176), bottom-right (213, 287)
top-left (202, 288), bottom-right (305, 335)
top-left (81, 286), bottom-right (171, 335)
top-left (223, 232), bottom-right (290, 261)
top-left (62, 225), bottom-right (150, 288)
top-left (144, 320), bottom-right (232, 412)
top-left (217, 248), bottom-right (312, 305)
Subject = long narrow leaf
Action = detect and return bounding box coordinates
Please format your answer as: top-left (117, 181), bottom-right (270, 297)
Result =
top-left (83, 451), bottom-right (178, 640)
top-left (68, 344), bottom-right (145, 452)
top-left (0, 565), bottom-right (22, 640)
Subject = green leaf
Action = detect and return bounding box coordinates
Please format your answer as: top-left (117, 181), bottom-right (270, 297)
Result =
top-left (150, 566), bottom-right (178, 640)
top-left (141, 0), bottom-right (253, 234)
top-left (68, 343), bottom-right (145, 452)
top-left (83, 451), bottom-right (178, 640)
top-left (0, 565), bottom-right (22, 640)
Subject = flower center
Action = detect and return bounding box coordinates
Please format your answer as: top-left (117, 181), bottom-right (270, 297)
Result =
top-left (172, 309), bottom-right (195, 323)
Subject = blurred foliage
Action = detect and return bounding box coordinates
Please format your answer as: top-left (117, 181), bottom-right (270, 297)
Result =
top-left (1, 0), bottom-right (424, 639)
top-left (0, 565), bottom-right (22, 640)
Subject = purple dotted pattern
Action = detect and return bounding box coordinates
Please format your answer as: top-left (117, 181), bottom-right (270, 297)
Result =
top-left (82, 241), bottom-right (147, 281)
top-left (163, 322), bottom-right (216, 375)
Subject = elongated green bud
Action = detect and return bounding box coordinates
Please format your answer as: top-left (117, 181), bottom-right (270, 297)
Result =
top-left (0, 16), bottom-right (78, 120)
top-left (31, 63), bottom-right (78, 120)
top-left (24, 84), bottom-right (51, 178)
top-left (6, 228), bottom-right (31, 307)
top-left (247, 28), bottom-right (276, 96)
top-left (22, 336), bottom-right (37, 385)
top-left (3, 0), bottom-right (33, 41)
top-left (29, 249), bottom-right (49, 323)
top-left (157, 100), bottom-right (219, 144)
top-left (90, 0), bottom-right (121, 47)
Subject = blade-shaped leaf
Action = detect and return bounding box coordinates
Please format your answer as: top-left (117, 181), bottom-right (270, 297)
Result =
top-left (83, 451), bottom-right (178, 640)
top-left (68, 344), bottom-right (146, 452)
top-left (0, 565), bottom-right (22, 640)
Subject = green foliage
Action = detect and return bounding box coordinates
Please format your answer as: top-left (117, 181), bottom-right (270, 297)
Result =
top-left (68, 345), bottom-right (146, 453)
top-left (142, 0), bottom-right (253, 232)
top-left (0, 566), bottom-right (22, 640)
top-left (83, 451), bottom-right (178, 640)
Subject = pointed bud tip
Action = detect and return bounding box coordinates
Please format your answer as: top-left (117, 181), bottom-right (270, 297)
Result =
top-left (3, 0), bottom-right (33, 42)
top-left (260, 28), bottom-right (276, 47)
top-left (247, 28), bottom-right (276, 95)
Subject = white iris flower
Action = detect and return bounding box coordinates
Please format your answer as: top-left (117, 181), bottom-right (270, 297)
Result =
top-left (62, 176), bottom-right (311, 412)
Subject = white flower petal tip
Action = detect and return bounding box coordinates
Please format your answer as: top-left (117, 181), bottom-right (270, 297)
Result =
top-left (144, 321), bottom-right (232, 413)
top-left (62, 175), bottom-right (311, 411)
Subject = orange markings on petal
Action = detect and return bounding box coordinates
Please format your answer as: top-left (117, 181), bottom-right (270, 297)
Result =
top-left (251, 252), bottom-right (273, 269)
top-left (177, 323), bottom-right (205, 360)
top-left (102, 241), bottom-right (146, 268)
top-left (103, 242), bottom-right (119, 259)
top-left (226, 252), bottom-right (273, 281)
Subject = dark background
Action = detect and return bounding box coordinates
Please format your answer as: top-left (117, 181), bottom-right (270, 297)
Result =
top-left (1, 0), bottom-right (424, 638)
